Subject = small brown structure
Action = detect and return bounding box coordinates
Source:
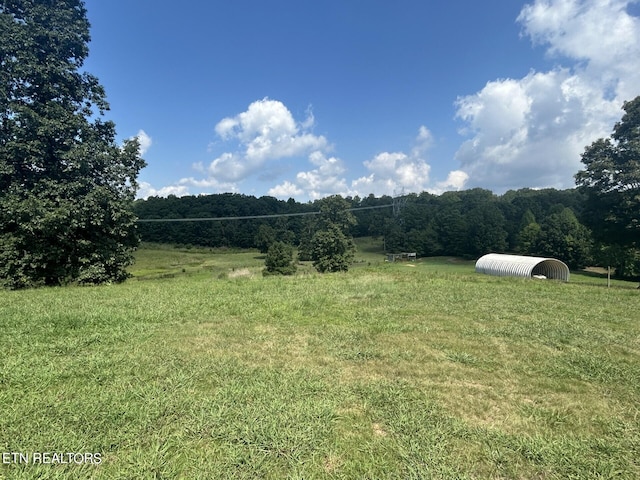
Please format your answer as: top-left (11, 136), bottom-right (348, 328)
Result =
top-left (386, 252), bottom-right (417, 262)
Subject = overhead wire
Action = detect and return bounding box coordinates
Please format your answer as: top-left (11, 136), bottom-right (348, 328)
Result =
top-left (135, 203), bottom-right (394, 223)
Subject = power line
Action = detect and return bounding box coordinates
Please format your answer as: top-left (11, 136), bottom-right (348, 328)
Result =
top-left (136, 203), bottom-right (393, 223)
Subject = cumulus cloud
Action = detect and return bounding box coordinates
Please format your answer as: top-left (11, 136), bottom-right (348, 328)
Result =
top-left (151, 102), bottom-right (468, 201)
top-left (268, 125), bottom-right (467, 200)
top-left (136, 181), bottom-right (188, 199)
top-left (146, 98), bottom-right (340, 200)
top-left (293, 151), bottom-right (349, 200)
top-left (430, 170), bottom-right (470, 195)
top-left (202, 98), bottom-right (358, 200)
top-left (349, 127), bottom-right (434, 197)
top-left (135, 130), bottom-right (152, 156)
top-left (207, 98), bottom-right (328, 183)
top-left (412, 125), bottom-right (434, 156)
top-left (137, 176), bottom-right (241, 200)
top-left (519, 0), bottom-right (639, 70)
top-left (454, 0), bottom-right (640, 192)
top-left (269, 126), bottom-right (442, 200)
top-left (176, 176), bottom-right (239, 193)
top-left (267, 180), bottom-right (304, 199)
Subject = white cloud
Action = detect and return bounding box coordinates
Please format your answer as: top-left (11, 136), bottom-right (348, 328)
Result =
top-left (177, 176), bottom-right (239, 193)
top-left (214, 117), bottom-right (239, 140)
top-left (454, 0), bottom-right (640, 192)
top-left (137, 181), bottom-right (188, 199)
top-left (207, 98), bottom-right (328, 184)
top-left (267, 181), bottom-right (304, 199)
top-left (349, 127), bottom-right (433, 197)
top-left (208, 152), bottom-right (249, 182)
top-left (272, 125), bottom-right (468, 200)
top-left (412, 125), bottom-right (434, 157)
top-left (519, 0), bottom-right (640, 68)
top-left (294, 152), bottom-right (349, 200)
top-left (136, 130), bottom-right (152, 156)
top-left (200, 98), bottom-right (357, 200)
top-left (430, 170), bottom-right (470, 195)
top-left (153, 96), bottom-right (477, 201)
top-left (136, 176), bottom-right (241, 199)
top-left (300, 105), bottom-right (316, 130)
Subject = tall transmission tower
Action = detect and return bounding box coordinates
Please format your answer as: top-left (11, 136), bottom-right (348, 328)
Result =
top-left (393, 188), bottom-right (408, 220)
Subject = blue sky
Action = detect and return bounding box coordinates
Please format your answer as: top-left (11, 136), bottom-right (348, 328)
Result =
top-left (83, 0), bottom-right (640, 201)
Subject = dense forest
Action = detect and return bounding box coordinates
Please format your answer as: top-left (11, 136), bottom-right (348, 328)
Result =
top-left (132, 187), bottom-right (625, 274)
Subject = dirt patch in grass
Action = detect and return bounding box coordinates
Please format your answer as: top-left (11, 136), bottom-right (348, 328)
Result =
top-left (323, 453), bottom-right (343, 473)
top-left (372, 422), bottom-right (388, 437)
top-left (227, 267), bottom-right (254, 279)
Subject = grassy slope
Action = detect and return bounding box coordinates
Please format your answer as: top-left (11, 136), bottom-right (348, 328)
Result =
top-left (1, 242), bottom-right (639, 479)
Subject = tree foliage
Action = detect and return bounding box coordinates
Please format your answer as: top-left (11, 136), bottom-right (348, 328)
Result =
top-left (133, 189), bottom-right (593, 269)
top-left (311, 225), bottom-right (355, 273)
top-left (254, 224), bottom-right (276, 254)
top-left (0, 0), bottom-right (146, 288)
top-left (575, 96), bottom-right (640, 248)
top-left (535, 208), bottom-right (592, 269)
top-left (311, 196), bottom-right (356, 273)
top-left (263, 241), bottom-right (296, 276)
top-left (317, 194), bottom-right (357, 231)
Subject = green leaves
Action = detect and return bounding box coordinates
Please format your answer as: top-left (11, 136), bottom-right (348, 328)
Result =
top-left (263, 241), bottom-right (296, 276)
top-left (317, 194), bottom-right (357, 231)
top-left (309, 195), bottom-right (357, 273)
top-left (576, 96), bottom-right (640, 251)
top-left (311, 224), bottom-right (356, 273)
top-left (0, 1), bottom-right (145, 288)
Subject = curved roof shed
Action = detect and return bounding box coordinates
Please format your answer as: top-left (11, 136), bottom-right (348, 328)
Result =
top-left (475, 254), bottom-right (570, 282)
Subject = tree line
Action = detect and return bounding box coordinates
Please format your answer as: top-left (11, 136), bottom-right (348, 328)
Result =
top-left (2, 1), bottom-right (638, 287)
top-left (133, 187), bottom-right (598, 272)
top-left (133, 96), bottom-right (640, 280)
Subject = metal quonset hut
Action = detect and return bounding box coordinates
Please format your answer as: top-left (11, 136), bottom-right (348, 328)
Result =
top-left (475, 254), bottom-right (570, 282)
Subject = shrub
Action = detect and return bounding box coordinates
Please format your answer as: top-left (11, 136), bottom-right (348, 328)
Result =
top-left (263, 241), bottom-right (297, 276)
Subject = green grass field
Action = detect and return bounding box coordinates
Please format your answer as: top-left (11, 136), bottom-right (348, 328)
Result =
top-left (1, 240), bottom-right (639, 479)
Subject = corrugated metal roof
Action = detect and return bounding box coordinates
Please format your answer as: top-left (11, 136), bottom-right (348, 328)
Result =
top-left (475, 254), bottom-right (570, 282)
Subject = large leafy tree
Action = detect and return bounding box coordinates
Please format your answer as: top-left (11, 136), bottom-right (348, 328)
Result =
top-left (254, 224), bottom-right (276, 254)
top-left (575, 96), bottom-right (640, 276)
top-left (575, 97), bottom-right (640, 244)
top-left (311, 195), bottom-right (356, 273)
top-left (0, 0), bottom-right (146, 288)
top-left (532, 208), bottom-right (593, 270)
top-left (311, 225), bottom-right (356, 273)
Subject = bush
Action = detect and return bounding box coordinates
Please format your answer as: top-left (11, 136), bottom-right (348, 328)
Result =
top-left (263, 242), bottom-right (297, 276)
top-left (311, 225), bottom-right (355, 273)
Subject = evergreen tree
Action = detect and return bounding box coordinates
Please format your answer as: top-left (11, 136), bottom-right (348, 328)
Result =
top-left (0, 1), bottom-right (146, 288)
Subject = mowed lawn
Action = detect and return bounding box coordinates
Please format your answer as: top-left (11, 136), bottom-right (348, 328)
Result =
top-left (1, 243), bottom-right (639, 479)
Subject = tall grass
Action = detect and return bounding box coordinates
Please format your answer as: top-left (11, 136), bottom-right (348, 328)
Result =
top-left (1, 245), bottom-right (638, 478)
